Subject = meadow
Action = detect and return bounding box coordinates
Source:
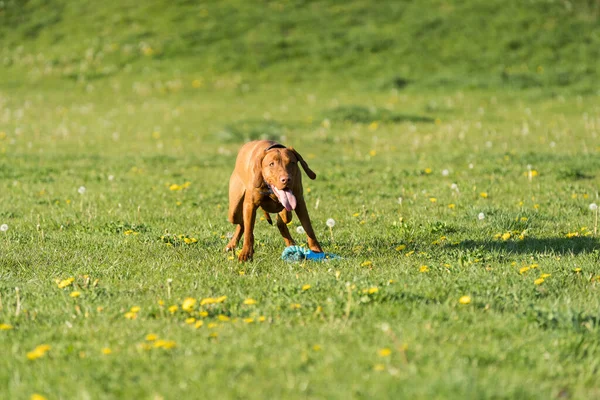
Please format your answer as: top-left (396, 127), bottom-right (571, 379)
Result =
top-left (1, 1), bottom-right (600, 399)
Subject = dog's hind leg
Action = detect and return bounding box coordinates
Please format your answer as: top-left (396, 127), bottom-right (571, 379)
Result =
top-left (276, 210), bottom-right (295, 248)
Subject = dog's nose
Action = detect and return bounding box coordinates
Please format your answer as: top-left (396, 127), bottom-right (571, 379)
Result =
top-left (280, 176), bottom-right (290, 185)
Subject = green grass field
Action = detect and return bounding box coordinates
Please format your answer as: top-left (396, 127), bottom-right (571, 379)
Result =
top-left (1, 1), bottom-right (600, 399)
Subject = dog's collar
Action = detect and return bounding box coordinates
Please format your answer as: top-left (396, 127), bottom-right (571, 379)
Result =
top-left (261, 181), bottom-right (274, 195)
top-left (265, 143), bottom-right (286, 152)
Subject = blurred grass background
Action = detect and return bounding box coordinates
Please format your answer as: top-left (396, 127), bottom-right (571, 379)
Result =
top-left (1, 0), bottom-right (600, 91)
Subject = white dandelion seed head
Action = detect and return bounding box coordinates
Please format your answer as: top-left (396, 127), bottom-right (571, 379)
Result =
top-left (468, 163), bottom-right (474, 169)
top-left (326, 218), bottom-right (336, 228)
top-left (108, 175), bottom-right (114, 181)
top-left (450, 183), bottom-right (459, 191)
top-left (0, 224), bottom-right (8, 232)
top-left (78, 186), bottom-right (86, 195)
top-left (478, 212), bottom-right (485, 221)
top-left (590, 203), bottom-right (598, 211)
top-left (296, 226), bottom-right (306, 234)
top-left (442, 169), bottom-right (449, 176)
top-left (397, 197), bottom-right (403, 205)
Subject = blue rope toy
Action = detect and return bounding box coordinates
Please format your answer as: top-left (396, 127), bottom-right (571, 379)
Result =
top-left (281, 246), bottom-right (341, 262)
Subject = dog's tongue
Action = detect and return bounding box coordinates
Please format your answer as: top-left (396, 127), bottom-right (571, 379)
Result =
top-left (271, 185), bottom-right (297, 211)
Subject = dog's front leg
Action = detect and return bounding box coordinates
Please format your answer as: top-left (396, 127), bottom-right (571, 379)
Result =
top-left (238, 199), bottom-right (257, 261)
top-left (294, 197), bottom-right (323, 253)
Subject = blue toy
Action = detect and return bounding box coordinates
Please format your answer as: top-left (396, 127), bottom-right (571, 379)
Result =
top-left (281, 246), bottom-right (341, 262)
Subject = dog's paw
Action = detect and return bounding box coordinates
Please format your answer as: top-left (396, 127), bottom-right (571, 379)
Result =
top-left (238, 248), bottom-right (253, 262)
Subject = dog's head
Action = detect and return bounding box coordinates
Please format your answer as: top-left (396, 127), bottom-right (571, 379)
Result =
top-left (253, 143), bottom-right (316, 211)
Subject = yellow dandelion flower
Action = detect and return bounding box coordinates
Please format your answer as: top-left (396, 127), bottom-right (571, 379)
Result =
top-left (209, 332), bottom-right (218, 338)
top-left (101, 348), bottom-right (112, 355)
top-left (302, 284), bottom-right (311, 291)
top-left (157, 299), bottom-right (165, 306)
top-left (258, 316), bottom-right (266, 322)
top-left (534, 278), bottom-right (545, 285)
top-left (145, 333), bottom-right (158, 341)
top-left (419, 265), bottom-right (429, 273)
top-left (243, 298), bottom-right (257, 305)
top-left (429, 197), bottom-right (437, 203)
top-left (243, 318), bottom-right (254, 324)
top-left (367, 287), bottom-right (379, 294)
top-left (395, 244), bottom-right (406, 251)
top-left (195, 320), bottom-right (204, 329)
top-left (198, 311), bottom-right (209, 317)
top-left (27, 344), bottom-right (51, 360)
top-left (373, 364), bottom-right (385, 371)
top-left (424, 168), bottom-right (432, 174)
top-left (207, 322), bottom-right (218, 329)
top-left (312, 344), bottom-right (321, 351)
top-left (519, 266), bottom-right (530, 274)
top-left (533, 204), bottom-right (539, 209)
top-left (181, 297), bottom-right (196, 312)
top-left (378, 348), bottom-right (392, 357)
top-left (185, 317), bottom-right (196, 324)
top-left (540, 273), bottom-right (551, 279)
top-left (360, 260), bottom-right (373, 267)
top-left (153, 340), bottom-right (176, 349)
top-left (69, 291), bottom-right (81, 298)
top-left (369, 149), bottom-right (377, 157)
top-left (57, 277), bottom-right (75, 289)
top-left (368, 122), bottom-right (379, 131)
top-left (217, 315), bottom-right (230, 322)
top-left (459, 296), bottom-right (471, 305)
top-left (480, 192), bottom-right (488, 199)
top-left (573, 268), bottom-right (582, 273)
top-left (448, 203), bottom-right (456, 209)
top-left (405, 250), bottom-right (415, 257)
top-left (215, 295), bottom-right (227, 303)
top-left (352, 212), bottom-right (360, 217)
top-left (501, 232), bottom-right (511, 241)
top-left (290, 303), bottom-right (302, 310)
top-left (30, 394), bottom-right (48, 400)
top-left (168, 305), bottom-right (179, 314)
top-left (200, 297), bottom-right (215, 306)
top-left (192, 79), bottom-right (203, 88)
top-left (520, 217), bottom-right (528, 222)
top-left (169, 184), bottom-right (182, 191)
top-left (130, 306), bottom-right (141, 313)
top-left (124, 312), bottom-right (137, 320)
top-left (0, 323), bottom-right (13, 330)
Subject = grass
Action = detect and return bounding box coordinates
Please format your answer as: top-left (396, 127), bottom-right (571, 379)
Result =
top-left (1, 1), bottom-right (600, 399)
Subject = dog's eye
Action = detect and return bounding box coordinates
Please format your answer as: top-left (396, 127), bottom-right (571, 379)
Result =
top-left (269, 162), bottom-right (275, 167)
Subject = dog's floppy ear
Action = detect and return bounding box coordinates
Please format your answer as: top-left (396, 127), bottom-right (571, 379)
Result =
top-left (290, 147), bottom-right (316, 180)
top-left (253, 154), bottom-right (265, 188)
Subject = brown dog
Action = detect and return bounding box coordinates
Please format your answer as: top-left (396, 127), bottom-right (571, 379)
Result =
top-left (226, 140), bottom-right (323, 261)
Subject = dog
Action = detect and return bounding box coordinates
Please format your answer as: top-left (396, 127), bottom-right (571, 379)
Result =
top-left (226, 140), bottom-right (323, 261)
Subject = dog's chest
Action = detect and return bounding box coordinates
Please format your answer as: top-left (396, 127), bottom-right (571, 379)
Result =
top-left (255, 189), bottom-right (285, 213)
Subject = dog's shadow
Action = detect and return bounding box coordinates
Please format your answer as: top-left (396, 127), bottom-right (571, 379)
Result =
top-left (448, 236), bottom-right (600, 256)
